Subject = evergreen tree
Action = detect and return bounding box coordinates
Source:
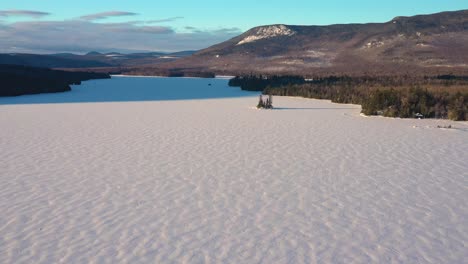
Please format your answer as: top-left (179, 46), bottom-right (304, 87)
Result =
top-left (257, 95), bottom-right (265, 109)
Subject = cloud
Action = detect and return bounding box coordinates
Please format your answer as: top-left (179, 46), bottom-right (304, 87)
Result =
top-left (145, 17), bottom-right (184, 24)
top-left (0, 10), bottom-right (50, 18)
top-left (185, 26), bottom-right (242, 35)
top-left (80, 11), bottom-right (138, 21)
top-left (0, 19), bottom-right (242, 54)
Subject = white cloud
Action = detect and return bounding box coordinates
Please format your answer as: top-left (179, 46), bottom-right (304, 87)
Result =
top-left (0, 18), bottom-right (242, 53)
top-left (79, 11), bottom-right (138, 21)
top-left (0, 10), bottom-right (50, 18)
top-left (144, 17), bottom-right (184, 24)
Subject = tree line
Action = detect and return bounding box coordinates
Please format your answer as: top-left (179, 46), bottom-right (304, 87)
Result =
top-left (0, 64), bottom-right (110, 97)
top-left (229, 74), bottom-right (468, 120)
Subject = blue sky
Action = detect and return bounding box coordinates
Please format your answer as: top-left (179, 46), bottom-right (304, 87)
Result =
top-left (0, 0), bottom-right (466, 53)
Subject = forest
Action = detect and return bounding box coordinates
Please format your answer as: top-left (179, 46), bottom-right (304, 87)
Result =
top-left (229, 75), bottom-right (468, 121)
top-left (0, 64), bottom-right (110, 97)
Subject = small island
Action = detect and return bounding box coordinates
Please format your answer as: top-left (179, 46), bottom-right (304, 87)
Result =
top-left (257, 94), bottom-right (273, 109)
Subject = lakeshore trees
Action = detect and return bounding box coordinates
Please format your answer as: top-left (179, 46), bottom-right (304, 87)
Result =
top-left (230, 75), bottom-right (468, 120)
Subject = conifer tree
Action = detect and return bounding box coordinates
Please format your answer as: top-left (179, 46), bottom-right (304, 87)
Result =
top-left (257, 95), bottom-right (265, 109)
top-left (268, 94), bottom-right (273, 108)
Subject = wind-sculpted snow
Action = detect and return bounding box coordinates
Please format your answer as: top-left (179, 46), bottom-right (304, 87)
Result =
top-left (0, 77), bottom-right (467, 263)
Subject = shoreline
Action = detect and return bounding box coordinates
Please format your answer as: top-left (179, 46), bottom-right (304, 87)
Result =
top-left (111, 74), bottom-right (235, 80)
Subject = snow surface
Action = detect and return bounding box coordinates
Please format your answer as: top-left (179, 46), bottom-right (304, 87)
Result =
top-left (237, 25), bottom-right (296, 45)
top-left (0, 77), bottom-right (467, 263)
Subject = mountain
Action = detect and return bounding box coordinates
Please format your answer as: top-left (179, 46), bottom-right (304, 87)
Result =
top-left (0, 50), bottom-right (196, 69)
top-left (0, 53), bottom-right (112, 68)
top-left (86, 51), bottom-right (103, 56)
top-left (162, 10), bottom-right (468, 75)
top-left (51, 50), bottom-right (197, 67)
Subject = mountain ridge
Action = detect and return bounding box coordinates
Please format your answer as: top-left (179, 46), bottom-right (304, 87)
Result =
top-left (0, 50), bottom-right (197, 69)
top-left (159, 10), bottom-right (468, 75)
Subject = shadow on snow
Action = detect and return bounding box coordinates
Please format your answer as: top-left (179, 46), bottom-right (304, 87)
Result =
top-left (273, 107), bottom-right (357, 110)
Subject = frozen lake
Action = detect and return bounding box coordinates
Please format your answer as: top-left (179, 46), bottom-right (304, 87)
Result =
top-left (0, 76), bottom-right (254, 105)
top-left (0, 76), bottom-right (467, 263)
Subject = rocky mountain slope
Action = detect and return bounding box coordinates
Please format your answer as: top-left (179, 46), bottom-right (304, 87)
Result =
top-left (163, 10), bottom-right (468, 75)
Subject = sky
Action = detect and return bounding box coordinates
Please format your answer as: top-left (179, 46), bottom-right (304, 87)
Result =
top-left (0, 0), bottom-right (466, 54)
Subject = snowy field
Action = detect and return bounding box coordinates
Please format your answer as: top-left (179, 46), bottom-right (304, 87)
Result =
top-left (0, 76), bottom-right (467, 263)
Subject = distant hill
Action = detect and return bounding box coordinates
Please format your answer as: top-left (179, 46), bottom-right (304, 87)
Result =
top-left (0, 50), bottom-right (197, 69)
top-left (0, 65), bottom-right (110, 97)
top-left (0, 53), bottom-right (112, 68)
top-left (161, 10), bottom-right (468, 75)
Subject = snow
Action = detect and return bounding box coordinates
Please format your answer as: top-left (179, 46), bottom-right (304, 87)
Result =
top-left (237, 25), bottom-right (296, 45)
top-left (417, 43), bottom-right (431, 47)
top-left (306, 50), bottom-right (327, 58)
top-left (1, 77), bottom-right (467, 263)
top-left (365, 40), bottom-right (385, 48)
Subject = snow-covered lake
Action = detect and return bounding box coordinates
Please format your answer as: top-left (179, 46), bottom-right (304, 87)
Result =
top-left (0, 76), bottom-right (467, 263)
top-left (0, 76), bottom-right (253, 105)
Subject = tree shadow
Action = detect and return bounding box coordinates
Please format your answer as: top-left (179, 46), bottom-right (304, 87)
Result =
top-left (0, 76), bottom-right (258, 105)
top-left (273, 107), bottom-right (358, 110)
